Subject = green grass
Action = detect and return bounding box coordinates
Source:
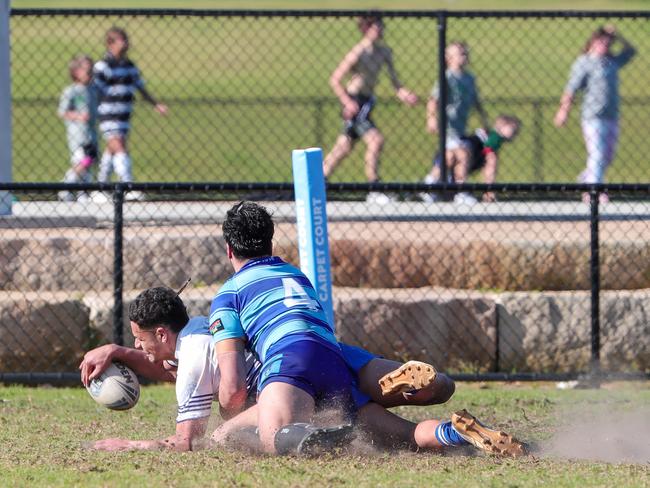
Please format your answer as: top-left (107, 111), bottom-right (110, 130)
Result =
top-left (8, 3), bottom-right (650, 183)
top-left (1, 382), bottom-right (649, 486)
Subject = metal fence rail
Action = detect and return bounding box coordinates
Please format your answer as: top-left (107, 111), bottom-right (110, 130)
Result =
top-left (1, 182), bottom-right (649, 383)
top-left (8, 9), bottom-right (650, 184)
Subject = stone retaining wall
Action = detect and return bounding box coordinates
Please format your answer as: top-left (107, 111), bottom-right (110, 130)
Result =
top-left (1, 287), bottom-right (647, 373)
top-left (2, 221), bottom-right (650, 292)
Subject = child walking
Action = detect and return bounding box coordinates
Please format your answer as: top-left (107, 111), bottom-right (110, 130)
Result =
top-left (93, 27), bottom-right (167, 197)
top-left (57, 54), bottom-right (97, 202)
top-left (554, 25), bottom-right (635, 203)
top-left (425, 41), bottom-right (488, 205)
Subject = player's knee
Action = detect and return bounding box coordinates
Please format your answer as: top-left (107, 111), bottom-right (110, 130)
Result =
top-left (107, 137), bottom-right (126, 153)
top-left (369, 134), bottom-right (384, 151)
top-left (339, 140), bottom-right (353, 156)
top-left (435, 375), bottom-right (456, 404)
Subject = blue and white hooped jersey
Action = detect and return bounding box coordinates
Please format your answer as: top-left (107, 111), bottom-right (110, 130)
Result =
top-left (209, 256), bottom-right (339, 362)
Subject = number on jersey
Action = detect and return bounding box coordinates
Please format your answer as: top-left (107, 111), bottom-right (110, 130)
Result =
top-left (282, 278), bottom-right (319, 311)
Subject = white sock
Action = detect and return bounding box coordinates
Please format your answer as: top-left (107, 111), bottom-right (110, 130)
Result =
top-left (98, 151), bottom-right (113, 183)
top-left (63, 168), bottom-right (81, 184)
top-left (424, 174), bottom-right (438, 184)
top-left (113, 152), bottom-right (133, 182)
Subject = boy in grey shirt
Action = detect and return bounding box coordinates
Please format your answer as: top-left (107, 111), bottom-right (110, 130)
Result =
top-left (57, 55), bottom-right (97, 202)
top-left (554, 25), bottom-right (635, 202)
top-left (425, 42), bottom-right (488, 205)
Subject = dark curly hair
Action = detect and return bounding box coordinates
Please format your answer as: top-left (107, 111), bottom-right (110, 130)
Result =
top-left (128, 287), bottom-right (189, 333)
top-left (222, 201), bottom-right (274, 259)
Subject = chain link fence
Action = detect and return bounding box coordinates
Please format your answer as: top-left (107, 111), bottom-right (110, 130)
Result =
top-left (8, 9), bottom-right (650, 185)
top-left (1, 183), bottom-right (649, 382)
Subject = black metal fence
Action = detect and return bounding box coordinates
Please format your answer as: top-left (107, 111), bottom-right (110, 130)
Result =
top-left (1, 182), bottom-right (649, 383)
top-left (8, 9), bottom-right (650, 185)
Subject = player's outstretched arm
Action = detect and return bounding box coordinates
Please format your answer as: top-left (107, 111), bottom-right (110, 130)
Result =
top-left (426, 97), bottom-right (439, 134)
top-left (384, 49), bottom-right (418, 106)
top-left (79, 344), bottom-right (175, 386)
top-left (88, 417), bottom-right (208, 452)
top-left (554, 93), bottom-right (573, 127)
top-left (138, 86), bottom-right (168, 115)
top-left (476, 98), bottom-right (489, 131)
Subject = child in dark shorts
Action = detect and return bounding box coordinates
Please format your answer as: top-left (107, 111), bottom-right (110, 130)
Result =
top-left (422, 114), bottom-right (521, 203)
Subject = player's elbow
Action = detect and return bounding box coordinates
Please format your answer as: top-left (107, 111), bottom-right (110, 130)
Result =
top-left (218, 385), bottom-right (247, 418)
top-left (329, 73), bottom-right (342, 90)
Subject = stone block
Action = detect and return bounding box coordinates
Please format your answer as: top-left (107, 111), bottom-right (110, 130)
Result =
top-left (0, 291), bottom-right (89, 372)
top-left (334, 287), bottom-right (497, 372)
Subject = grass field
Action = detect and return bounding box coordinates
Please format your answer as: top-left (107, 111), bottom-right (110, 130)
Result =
top-left (8, 2), bottom-right (650, 183)
top-left (1, 381), bottom-right (649, 486)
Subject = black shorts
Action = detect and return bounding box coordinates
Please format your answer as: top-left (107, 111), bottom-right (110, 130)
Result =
top-left (342, 94), bottom-right (376, 140)
top-left (82, 141), bottom-right (99, 161)
top-left (432, 134), bottom-right (486, 179)
top-left (463, 135), bottom-right (487, 173)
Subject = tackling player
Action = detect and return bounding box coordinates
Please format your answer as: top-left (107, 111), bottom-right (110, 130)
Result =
top-left (80, 283), bottom-right (524, 457)
top-left (79, 285), bottom-right (452, 453)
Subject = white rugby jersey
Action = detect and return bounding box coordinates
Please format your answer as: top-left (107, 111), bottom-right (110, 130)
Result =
top-left (174, 316), bottom-right (260, 423)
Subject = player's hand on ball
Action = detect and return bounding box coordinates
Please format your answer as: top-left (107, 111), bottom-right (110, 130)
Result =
top-left (79, 344), bottom-right (117, 387)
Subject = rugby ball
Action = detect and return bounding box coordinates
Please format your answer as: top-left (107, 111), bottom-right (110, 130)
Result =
top-left (86, 362), bottom-right (140, 410)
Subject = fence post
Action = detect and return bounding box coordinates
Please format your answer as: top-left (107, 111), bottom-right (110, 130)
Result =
top-left (532, 100), bottom-right (544, 181)
top-left (0, 0), bottom-right (12, 215)
top-left (437, 12), bottom-right (447, 184)
top-left (113, 185), bottom-right (124, 346)
top-left (589, 187), bottom-right (600, 375)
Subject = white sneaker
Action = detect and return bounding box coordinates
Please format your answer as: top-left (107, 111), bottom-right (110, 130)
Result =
top-left (57, 191), bottom-right (75, 202)
top-left (90, 191), bottom-right (110, 203)
top-left (366, 191), bottom-right (394, 205)
top-left (419, 175), bottom-right (440, 203)
top-left (453, 192), bottom-right (478, 205)
top-left (125, 190), bottom-right (145, 202)
top-left (419, 192), bottom-right (438, 203)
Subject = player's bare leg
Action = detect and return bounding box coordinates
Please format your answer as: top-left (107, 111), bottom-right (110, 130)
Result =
top-left (361, 128), bottom-right (384, 182)
top-left (357, 358), bottom-right (455, 408)
top-left (323, 135), bottom-right (353, 178)
top-left (357, 402), bottom-right (445, 450)
top-left (452, 146), bottom-right (470, 184)
top-left (256, 382), bottom-right (314, 454)
top-left (451, 146), bottom-right (477, 204)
